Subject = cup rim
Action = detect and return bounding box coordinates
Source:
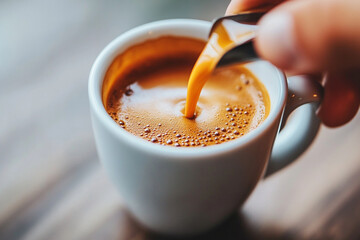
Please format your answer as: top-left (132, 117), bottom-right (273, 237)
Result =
top-left (88, 19), bottom-right (287, 159)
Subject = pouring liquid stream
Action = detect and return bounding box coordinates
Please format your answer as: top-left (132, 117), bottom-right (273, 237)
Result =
top-left (184, 20), bottom-right (257, 118)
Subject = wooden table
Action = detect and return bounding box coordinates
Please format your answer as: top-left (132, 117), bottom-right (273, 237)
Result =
top-left (1, 1), bottom-right (359, 239)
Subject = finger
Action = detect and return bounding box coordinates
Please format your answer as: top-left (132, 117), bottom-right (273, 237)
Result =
top-left (225, 0), bottom-right (284, 15)
top-left (317, 72), bottom-right (360, 127)
top-left (255, 0), bottom-right (360, 74)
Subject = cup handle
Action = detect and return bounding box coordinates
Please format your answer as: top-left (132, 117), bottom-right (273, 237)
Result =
top-left (265, 75), bottom-right (324, 176)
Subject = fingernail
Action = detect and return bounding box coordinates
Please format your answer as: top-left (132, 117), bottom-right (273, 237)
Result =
top-left (257, 12), bottom-right (298, 70)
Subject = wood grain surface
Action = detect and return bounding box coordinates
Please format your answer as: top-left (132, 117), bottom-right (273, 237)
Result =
top-left (1, 1), bottom-right (359, 240)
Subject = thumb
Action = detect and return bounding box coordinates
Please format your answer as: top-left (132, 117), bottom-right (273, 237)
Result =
top-left (225, 0), bottom-right (283, 15)
top-left (255, 0), bottom-right (360, 74)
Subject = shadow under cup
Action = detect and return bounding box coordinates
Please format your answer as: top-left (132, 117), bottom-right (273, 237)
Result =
top-left (89, 19), bottom-right (288, 235)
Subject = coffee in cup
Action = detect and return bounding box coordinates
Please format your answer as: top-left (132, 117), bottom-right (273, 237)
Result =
top-left (103, 36), bottom-right (270, 147)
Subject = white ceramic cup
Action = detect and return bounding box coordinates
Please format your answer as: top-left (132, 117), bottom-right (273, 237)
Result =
top-left (89, 19), bottom-right (323, 235)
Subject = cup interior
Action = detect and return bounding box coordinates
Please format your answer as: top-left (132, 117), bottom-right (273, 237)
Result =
top-left (88, 19), bottom-right (287, 157)
top-left (245, 61), bottom-right (286, 116)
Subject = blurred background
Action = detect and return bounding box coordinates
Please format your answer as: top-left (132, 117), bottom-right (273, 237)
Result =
top-left (0, 0), bottom-right (359, 240)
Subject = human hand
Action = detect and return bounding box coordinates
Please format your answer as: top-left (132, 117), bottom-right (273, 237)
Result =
top-left (226, 0), bottom-right (360, 127)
